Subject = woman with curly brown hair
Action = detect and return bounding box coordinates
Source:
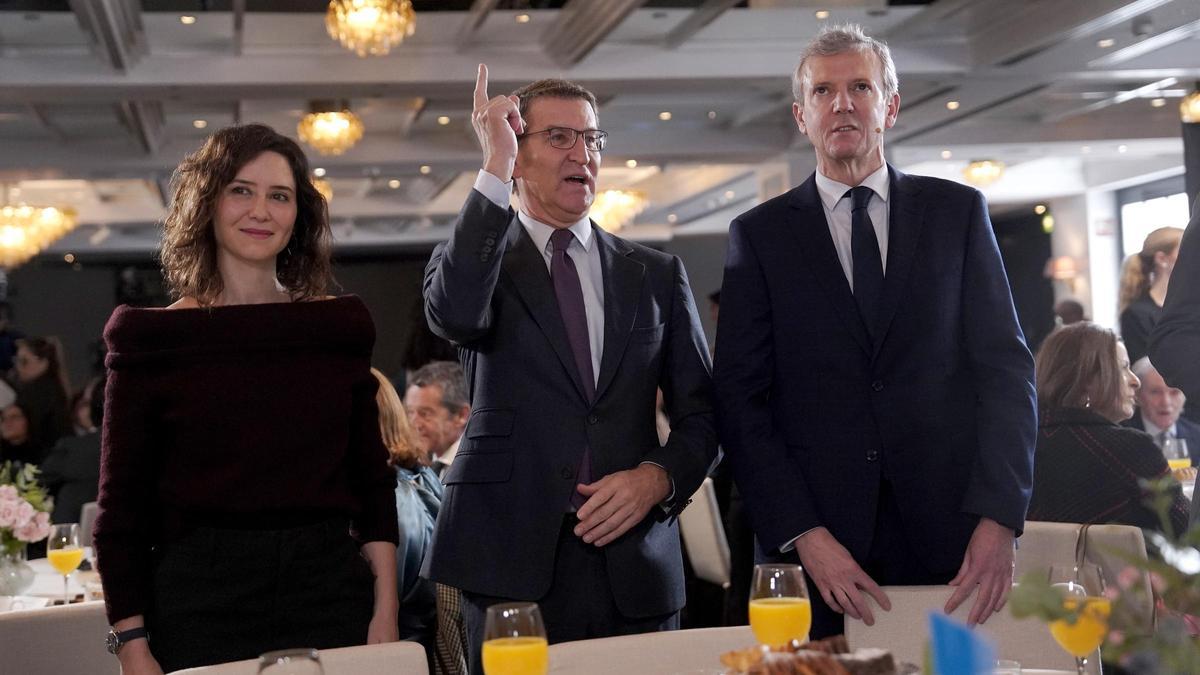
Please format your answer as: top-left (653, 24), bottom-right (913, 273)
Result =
top-left (94, 124), bottom-right (399, 674)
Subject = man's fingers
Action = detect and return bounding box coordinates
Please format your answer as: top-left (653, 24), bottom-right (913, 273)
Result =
top-left (506, 95), bottom-right (524, 134)
top-left (944, 578), bottom-right (976, 614)
top-left (473, 64), bottom-right (489, 110)
top-left (860, 577), bottom-right (891, 612)
top-left (593, 511), bottom-right (640, 546)
top-left (846, 586), bottom-right (875, 625)
top-left (574, 483), bottom-right (612, 522)
top-left (818, 585), bottom-right (843, 615)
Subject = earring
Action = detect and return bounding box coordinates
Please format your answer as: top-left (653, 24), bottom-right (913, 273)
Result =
top-left (1084, 396), bottom-right (1091, 409)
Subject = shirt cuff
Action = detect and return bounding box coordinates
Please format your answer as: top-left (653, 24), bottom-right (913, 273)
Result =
top-left (638, 460), bottom-right (676, 511)
top-left (474, 169), bottom-right (513, 210)
top-left (779, 527), bottom-right (821, 553)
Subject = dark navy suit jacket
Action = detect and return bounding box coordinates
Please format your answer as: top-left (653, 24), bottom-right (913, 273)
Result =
top-left (1124, 413), bottom-right (1200, 466)
top-left (1151, 196), bottom-right (1200, 423)
top-left (713, 166), bottom-right (1037, 576)
top-left (421, 190), bottom-right (718, 618)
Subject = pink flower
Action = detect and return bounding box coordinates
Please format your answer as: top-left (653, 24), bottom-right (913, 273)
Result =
top-left (0, 500), bottom-right (16, 528)
top-left (0, 485), bottom-right (16, 500)
top-left (14, 519), bottom-right (42, 542)
top-left (1149, 572), bottom-right (1167, 595)
top-left (15, 500), bottom-right (34, 525)
top-left (1107, 630), bottom-right (1125, 646)
top-left (34, 511), bottom-right (49, 527)
top-left (1117, 566), bottom-right (1141, 590)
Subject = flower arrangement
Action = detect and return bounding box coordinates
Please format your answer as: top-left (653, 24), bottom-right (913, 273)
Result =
top-left (0, 461), bottom-right (52, 556)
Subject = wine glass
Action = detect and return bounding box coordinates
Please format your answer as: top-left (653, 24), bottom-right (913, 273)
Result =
top-left (1163, 438), bottom-right (1191, 470)
top-left (1047, 564), bottom-right (1108, 675)
top-left (482, 602), bottom-right (549, 675)
top-left (45, 523), bottom-right (82, 605)
top-left (257, 648), bottom-right (323, 674)
top-left (749, 563), bottom-right (812, 649)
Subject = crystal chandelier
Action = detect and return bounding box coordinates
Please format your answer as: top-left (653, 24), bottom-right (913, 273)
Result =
top-left (962, 159), bottom-right (1005, 187)
top-left (0, 191), bottom-right (79, 269)
top-left (297, 101), bottom-right (364, 156)
top-left (326, 0), bottom-right (416, 57)
top-left (590, 189), bottom-right (647, 233)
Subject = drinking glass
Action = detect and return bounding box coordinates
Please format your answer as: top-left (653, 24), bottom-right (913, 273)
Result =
top-left (257, 648), bottom-right (323, 675)
top-left (994, 659), bottom-right (1022, 674)
top-left (45, 523), bottom-right (82, 604)
top-left (1047, 564), bottom-right (1108, 675)
top-left (482, 602), bottom-right (549, 675)
top-left (1163, 437), bottom-right (1191, 470)
top-left (749, 563), bottom-right (812, 648)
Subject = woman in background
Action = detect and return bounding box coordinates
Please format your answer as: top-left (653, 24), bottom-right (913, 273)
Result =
top-left (1119, 227), bottom-right (1184, 363)
top-left (1028, 322), bottom-right (1189, 536)
top-left (12, 336), bottom-right (72, 450)
top-left (0, 402), bottom-right (43, 466)
top-left (94, 124), bottom-right (398, 674)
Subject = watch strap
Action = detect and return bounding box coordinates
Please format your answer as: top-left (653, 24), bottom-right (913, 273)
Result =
top-left (107, 626), bottom-right (149, 655)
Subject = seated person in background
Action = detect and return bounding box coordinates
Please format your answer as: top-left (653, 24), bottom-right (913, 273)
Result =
top-left (1029, 322), bottom-right (1189, 536)
top-left (1054, 299), bottom-right (1088, 326)
top-left (13, 337), bottom-right (73, 449)
top-left (403, 361), bottom-right (469, 479)
top-left (0, 402), bottom-right (45, 466)
top-left (41, 375), bottom-right (105, 525)
top-left (1124, 357), bottom-right (1200, 466)
top-left (371, 368), bottom-right (440, 652)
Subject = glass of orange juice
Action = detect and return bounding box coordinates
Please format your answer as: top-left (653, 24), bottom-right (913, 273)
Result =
top-left (1164, 438), bottom-right (1191, 470)
top-left (482, 602), bottom-right (548, 675)
top-left (749, 563), bottom-right (812, 649)
top-left (1047, 564), bottom-right (1108, 675)
top-left (46, 523), bottom-right (83, 605)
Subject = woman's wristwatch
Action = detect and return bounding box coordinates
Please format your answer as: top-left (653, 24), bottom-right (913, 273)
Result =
top-left (105, 626), bottom-right (149, 655)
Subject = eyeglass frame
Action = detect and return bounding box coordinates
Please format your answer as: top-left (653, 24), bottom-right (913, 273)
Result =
top-left (518, 126), bottom-right (608, 152)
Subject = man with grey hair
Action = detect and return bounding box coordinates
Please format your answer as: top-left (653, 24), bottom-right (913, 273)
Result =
top-left (1124, 356), bottom-right (1200, 463)
top-left (715, 24), bottom-right (1036, 639)
top-left (405, 360), bottom-right (470, 476)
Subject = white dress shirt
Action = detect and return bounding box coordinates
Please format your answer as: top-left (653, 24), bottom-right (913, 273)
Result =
top-left (814, 163), bottom-right (891, 290)
top-left (1140, 414), bottom-right (1176, 445)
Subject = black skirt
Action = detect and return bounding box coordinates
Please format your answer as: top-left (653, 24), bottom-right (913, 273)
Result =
top-left (146, 519), bottom-right (375, 672)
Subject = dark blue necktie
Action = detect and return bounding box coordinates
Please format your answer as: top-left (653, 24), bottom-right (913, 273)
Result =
top-left (847, 186), bottom-right (884, 342)
top-left (550, 229), bottom-right (594, 509)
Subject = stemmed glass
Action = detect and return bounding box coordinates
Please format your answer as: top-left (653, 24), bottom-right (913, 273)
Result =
top-left (482, 602), bottom-right (549, 675)
top-left (1163, 438), bottom-right (1191, 470)
top-left (257, 648), bottom-right (323, 674)
top-left (749, 563), bottom-right (812, 649)
top-left (45, 523), bottom-right (82, 605)
top-left (1047, 564), bottom-right (1108, 675)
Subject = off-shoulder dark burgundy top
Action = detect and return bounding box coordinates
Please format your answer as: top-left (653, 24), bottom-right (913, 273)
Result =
top-left (93, 295), bottom-right (399, 624)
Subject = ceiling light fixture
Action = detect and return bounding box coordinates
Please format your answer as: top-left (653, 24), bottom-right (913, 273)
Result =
top-left (707, 111), bottom-right (717, 120)
top-left (1097, 38), bottom-right (1115, 48)
top-left (0, 186), bottom-right (79, 269)
top-left (1151, 98), bottom-right (1166, 108)
top-left (1182, 82), bottom-right (1200, 123)
top-left (1034, 204), bottom-right (1047, 215)
top-left (658, 111), bottom-right (672, 121)
top-left (193, 119), bottom-right (208, 129)
top-left (387, 179), bottom-right (401, 189)
top-left (1118, 144), bottom-right (1128, 153)
top-left (326, 0), bottom-right (416, 57)
top-left (313, 167), bottom-right (327, 177)
top-left (297, 100), bottom-right (365, 156)
top-left (515, 14), bottom-right (531, 24)
top-left (814, 10), bottom-right (830, 20)
top-left (312, 177), bottom-right (333, 202)
top-left (437, 115), bottom-right (451, 126)
top-left (419, 165), bottom-right (432, 174)
top-left (946, 101), bottom-right (960, 111)
top-left (962, 159), bottom-right (1004, 187)
top-left (625, 159), bottom-right (638, 168)
top-left (590, 190), bottom-right (647, 233)
top-left (941, 150), bottom-right (952, 159)
top-left (179, 15), bottom-right (196, 25)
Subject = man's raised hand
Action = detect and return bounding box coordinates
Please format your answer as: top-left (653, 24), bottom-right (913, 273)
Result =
top-left (472, 64), bottom-right (523, 182)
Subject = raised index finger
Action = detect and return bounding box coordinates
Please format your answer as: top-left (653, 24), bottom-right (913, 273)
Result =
top-left (473, 64), bottom-right (489, 110)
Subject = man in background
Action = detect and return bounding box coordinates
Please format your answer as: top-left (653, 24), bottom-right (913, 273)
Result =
top-left (1125, 357), bottom-right (1200, 465)
top-left (404, 360), bottom-right (469, 477)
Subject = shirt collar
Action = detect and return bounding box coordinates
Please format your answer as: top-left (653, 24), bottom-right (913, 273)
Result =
top-left (438, 435), bottom-right (462, 466)
top-left (518, 210), bottom-right (594, 254)
top-left (815, 162), bottom-right (891, 214)
top-left (1140, 413), bottom-right (1176, 438)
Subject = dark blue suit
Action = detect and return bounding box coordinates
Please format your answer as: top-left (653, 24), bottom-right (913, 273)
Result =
top-left (1123, 413), bottom-right (1200, 465)
top-left (421, 191), bottom-right (718, 648)
top-left (713, 166), bottom-right (1037, 636)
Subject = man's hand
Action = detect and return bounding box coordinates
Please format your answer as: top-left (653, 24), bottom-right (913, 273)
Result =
top-left (573, 464), bottom-right (671, 547)
top-left (471, 64), bottom-right (523, 182)
top-left (795, 527), bottom-right (891, 625)
top-left (945, 517), bottom-right (1015, 626)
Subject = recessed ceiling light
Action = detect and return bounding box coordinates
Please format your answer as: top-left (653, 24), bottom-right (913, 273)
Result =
top-left (313, 167), bottom-right (326, 177)
top-left (437, 116), bottom-right (451, 126)
top-left (63, 253), bottom-right (75, 264)
top-left (515, 14), bottom-right (531, 23)
top-left (625, 159), bottom-right (638, 168)
top-left (707, 111), bottom-right (717, 120)
top-left (179, 15), bottom-right (196, 25)
top-left (1034, 204), bottom-right (1047, 215)
top-left (667, 214), bottom-right (678, 223)
top-left (419, 165), bottom-right (432, 174)
top-left (1081, 145), bottom-right (1091, 154)
top-left (388, 179), bottom-right (401, 189)
top-left (658, 111), bottom-right (672, 121)
top-left (940, 150), bottom-right (952, 159)
top-left (1118, 144), bottom-right (1128, 153)
top-left (724, 190), bottom-right (736, 199)
top-left (1151, 98), bottom-right (1166, 107)
top-left (192, 119), bottom-right (207, 129)
top-left (814, 10), bottom-right (830, 20)
top-left (1097, 38), bottom-right (1115, 48)
top-left (946, 101), bottom-right (960, 111)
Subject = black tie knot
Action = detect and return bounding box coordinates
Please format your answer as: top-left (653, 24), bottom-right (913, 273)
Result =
top-left (847, 185), bottom-right (874, 212)
top-left (550, 228), bottom-right (574, 253)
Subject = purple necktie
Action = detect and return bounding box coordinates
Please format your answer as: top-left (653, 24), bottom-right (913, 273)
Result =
top-left (550, 228), bottom-right (594, 509)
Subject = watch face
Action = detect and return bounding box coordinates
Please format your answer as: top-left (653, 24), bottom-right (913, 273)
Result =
top-left (105, 630), bottom-right (120, 655)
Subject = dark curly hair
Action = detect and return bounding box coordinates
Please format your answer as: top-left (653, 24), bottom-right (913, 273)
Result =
top-left (160, 124), bottom-right (333, 304)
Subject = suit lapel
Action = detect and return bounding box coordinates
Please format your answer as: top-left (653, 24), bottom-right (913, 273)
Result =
top-left (593, 225), bottom-right (645, 402)
top-left (787, 176), bottom-right (872, 357)
top-left (871, 165), bottom-right (925, 359)
top-left (501, 217), bottom-right (593, 404)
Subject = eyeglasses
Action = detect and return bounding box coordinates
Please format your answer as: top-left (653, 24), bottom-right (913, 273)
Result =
top-left (519, 127), bottom-right (608, 152)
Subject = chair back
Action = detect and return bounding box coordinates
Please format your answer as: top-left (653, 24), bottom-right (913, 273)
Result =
top-left (678, 477), bottom-right (732, 587)
top-left (169, 641), bottom-right (428, 674)
top-left (80, 501), bottom-right (99, 549)
top-left (547, 625), bottom-right (754, 674)
top-left (0, 601), bottom-right (117, 675)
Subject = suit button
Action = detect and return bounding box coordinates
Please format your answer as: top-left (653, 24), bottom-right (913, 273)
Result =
top-left (587, 414), bottom-right (599, 425)
top-left (485, 237), bottom-right (496, 246)
top-left (871, 380), bottom-right (884, 392)
top-left (866, 449), bottom-right (880, 462)
top-left (560, 465), bottom-right (574, 479)
top-left (482, 245), bottom-right (492, 254)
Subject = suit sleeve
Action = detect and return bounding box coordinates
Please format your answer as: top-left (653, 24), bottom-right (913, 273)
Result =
top-left (958, 190), bottom-right (1038, 535)
top-left (713, 217), bottom-right (822, 552)
top-left (642, 256), bottom-right (719, 512)
top-left (424, 190), bottom-right (515, 344)
top-left (1150, 198), bottom-right (1200, 398)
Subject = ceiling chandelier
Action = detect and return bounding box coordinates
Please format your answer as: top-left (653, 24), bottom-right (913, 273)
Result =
top-left (326, 0), bottom-right (416, 57)
top-left (962, 159), bottom-right (1005, 188)
top-left (1181, 82), bottom-right (1200, 123)
top-left (590, 189), bottom-right (647, 233)
top-left (297, 101), bottom-right (364, 156)
top-left (0, 191), bottom-right (79, 269)
top-left (312, 177), bottom-right (333, 203)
